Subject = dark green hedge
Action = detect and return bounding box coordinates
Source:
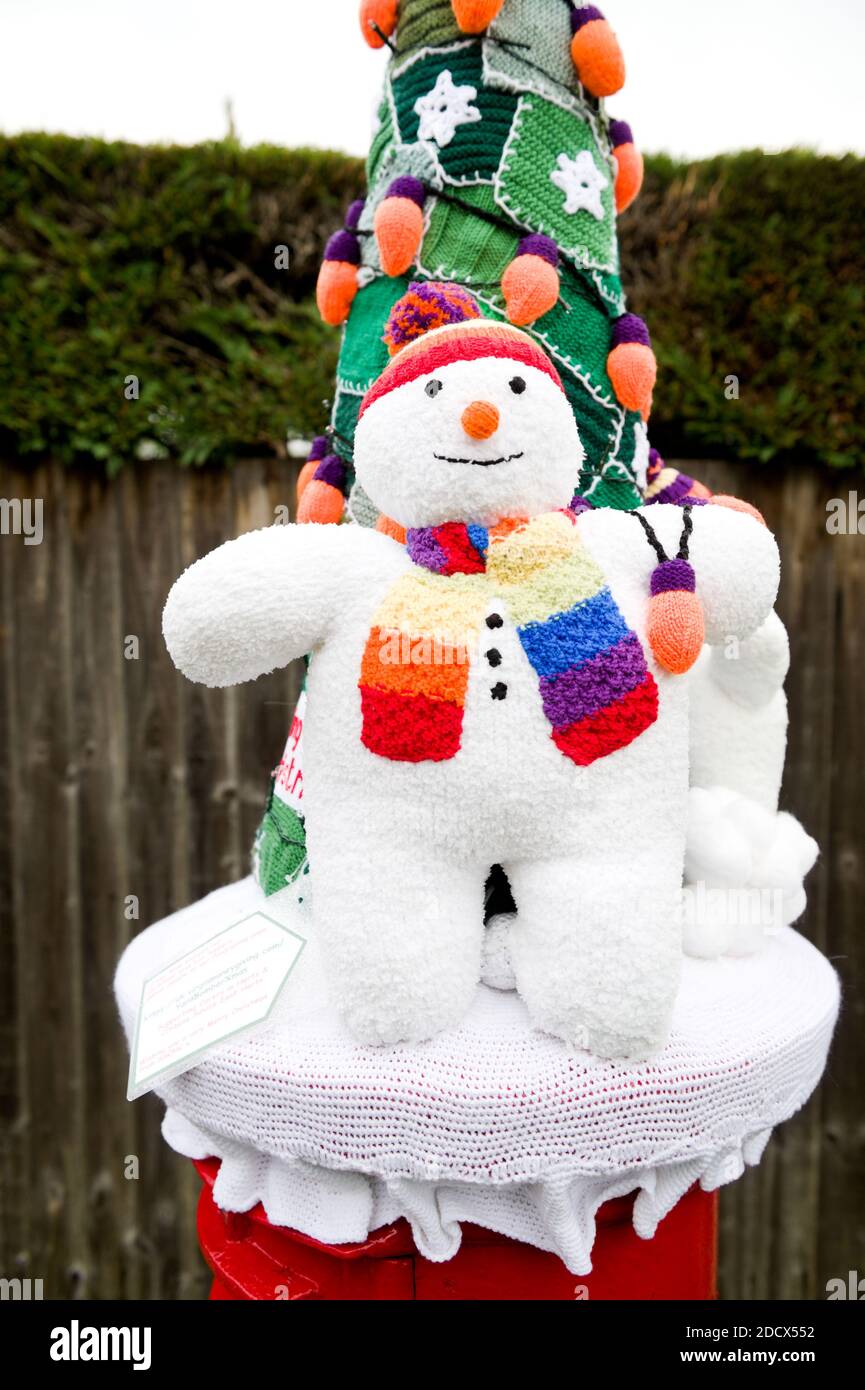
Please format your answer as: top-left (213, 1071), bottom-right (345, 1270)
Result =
top-left (619, 150), bottom-right (865, 471)
top-left (1, 136), bottom-right (863, 471)
top-left (0, 135), bottom-right (363, 472)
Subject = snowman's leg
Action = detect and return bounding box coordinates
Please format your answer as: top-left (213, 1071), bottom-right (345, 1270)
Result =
top-left (506, 851), bottom-right (682, 1061)
top-left (312, 830), bottom-right (486, 1045)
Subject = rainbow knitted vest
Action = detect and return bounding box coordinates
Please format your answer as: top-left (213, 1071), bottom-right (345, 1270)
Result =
top-left (359, 510), bottom-right (658, 765)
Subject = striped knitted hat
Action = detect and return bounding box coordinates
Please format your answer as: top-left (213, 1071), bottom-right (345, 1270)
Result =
top-left (359, 282), bottom-right (565, 421)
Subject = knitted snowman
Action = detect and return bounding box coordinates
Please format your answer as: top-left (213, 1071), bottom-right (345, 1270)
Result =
top-left (164, 291), bottom-right (779, 1060)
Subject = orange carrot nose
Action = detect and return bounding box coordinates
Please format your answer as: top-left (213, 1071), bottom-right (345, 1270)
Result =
top-left (462, 400), bottom-right (500, 439)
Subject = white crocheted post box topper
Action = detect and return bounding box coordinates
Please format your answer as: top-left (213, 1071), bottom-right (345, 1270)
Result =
top-left (115, 877), bottom-right (838, 1276)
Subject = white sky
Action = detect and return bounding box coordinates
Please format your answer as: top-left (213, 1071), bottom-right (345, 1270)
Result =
top-left (0, 0), bottom-right (862, 158)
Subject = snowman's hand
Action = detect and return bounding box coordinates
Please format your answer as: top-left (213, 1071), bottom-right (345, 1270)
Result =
top-left (682, 504), bottom-right (780, 644)
top-left (163, 522), bottom-right (403, 688)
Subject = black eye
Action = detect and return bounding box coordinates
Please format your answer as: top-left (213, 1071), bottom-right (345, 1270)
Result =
top-left (425, 379), bottom-right (443, 398)
top-left (509, 376), bottom-right (526, 394)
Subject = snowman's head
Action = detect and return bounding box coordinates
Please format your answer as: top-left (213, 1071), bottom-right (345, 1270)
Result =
top-left (353, 286), bottom-right (583, 529)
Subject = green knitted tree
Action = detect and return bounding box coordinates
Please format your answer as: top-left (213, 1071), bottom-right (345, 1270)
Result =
top-left (309, 0), bottom-right (657, 519)
top-left (254, 0), bottom-right (703, 895)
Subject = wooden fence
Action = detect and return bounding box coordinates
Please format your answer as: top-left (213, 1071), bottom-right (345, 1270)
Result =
top-left (0, 455), bottom-right (861, 1299)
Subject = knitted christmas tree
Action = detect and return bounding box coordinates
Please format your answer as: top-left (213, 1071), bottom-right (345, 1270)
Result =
top-left (254, 0), bottom-right (705, 895)
top-left (308, 0), bottom-right (658, 517)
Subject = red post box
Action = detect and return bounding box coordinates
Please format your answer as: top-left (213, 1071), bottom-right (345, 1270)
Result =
top-left (194, 1157), bottom-right (717, 1301)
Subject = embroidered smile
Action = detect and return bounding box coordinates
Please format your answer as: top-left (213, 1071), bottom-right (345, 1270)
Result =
top-left (433, 450), bottom-right (525, 467)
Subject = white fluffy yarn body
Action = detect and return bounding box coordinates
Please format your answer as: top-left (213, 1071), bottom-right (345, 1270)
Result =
top-left (164, 344), bottom-right (780, 1059)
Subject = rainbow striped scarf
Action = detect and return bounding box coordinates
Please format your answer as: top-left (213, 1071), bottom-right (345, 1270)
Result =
top-left (359, 511), bottom-right (658, 765)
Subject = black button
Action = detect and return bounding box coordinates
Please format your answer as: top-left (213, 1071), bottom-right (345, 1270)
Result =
top-left (486, 613), bottom-right (503, 629)
top-left (486, 648), bottom-right (502, 667)
top-left (491, 682), bottom-right (508, 700)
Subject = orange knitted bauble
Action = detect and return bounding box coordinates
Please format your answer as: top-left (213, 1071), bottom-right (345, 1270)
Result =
top-left (296, 457), bottom-right (319, 506)
top-left (647, 590), bottom-right (705, 675)
top-left (607, 341), bottom-right (657, 414)
top-left (451, 0), bottom-right (505, 33)
top-left (297, 479), bottom-right (345, 525)
top-left (502, 254), bottom-right (560, 327)
top-left (634, 509), bottom-right (705, 676)
top-left (359, 0), bottom-right (398, 49)
top-left (316, 260), bottom-right (359, 327)
top-left (614, 142), bottom-right (644, 213)
top-left (570, 18), bottom-right (625, 98)
top-left (374, 198), bottom-right (425, 277)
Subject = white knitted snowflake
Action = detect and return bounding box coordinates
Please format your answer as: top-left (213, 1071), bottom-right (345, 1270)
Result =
top-left (550, 150), bottom-right (608, 220)
top-left (414, 70), bottom-right (482, 148)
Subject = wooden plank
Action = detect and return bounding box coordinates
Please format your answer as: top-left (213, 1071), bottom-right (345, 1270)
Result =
top-left (0, 460), bottom-right (31, 1276)
top-left (817, 488), bottom-right (865, 1295)
top-left (1, 461), bottom-right (78, 1295)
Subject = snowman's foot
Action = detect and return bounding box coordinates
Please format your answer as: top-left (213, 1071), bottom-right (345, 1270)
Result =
top-left (314, 836), bottom-right (487, 1045)
top-left (505, 854), bottom-right (681, 1063)
top-left (530, 1003), bottom-right (659, 1064)
top-left (581, 1024), bottom-right (659, 1065)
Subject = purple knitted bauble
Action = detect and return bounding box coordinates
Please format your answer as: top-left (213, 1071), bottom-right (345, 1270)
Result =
top-left (650, 558), bottom-right (696, 595)
top-left (386, 175), bottom-right (426, 207)
top-left (313, 454), bottom-right (347, 489)
top-left (609, 119), bottom-right (634, 148)
top-left (611, 313), bottom-right (652, 349)
top-left (571, 6), bottom-right (605, 35)
top-left (324, 229), bottom-right (361, 265)
top-left (517, 234), bottom-right (559, 267)
top-left (345, 199), bottom-right (366, 231)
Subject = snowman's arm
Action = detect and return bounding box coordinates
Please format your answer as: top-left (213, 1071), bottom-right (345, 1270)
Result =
top-left (675, 504), bottom-right (780, 643)
top-left (163, 522), bottom-right (400, 688)
top-left (579, 502), bottom-right (780, 644)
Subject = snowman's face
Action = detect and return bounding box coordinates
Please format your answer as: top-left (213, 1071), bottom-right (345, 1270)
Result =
top-left (354, 355), bottom-right (583, 528)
